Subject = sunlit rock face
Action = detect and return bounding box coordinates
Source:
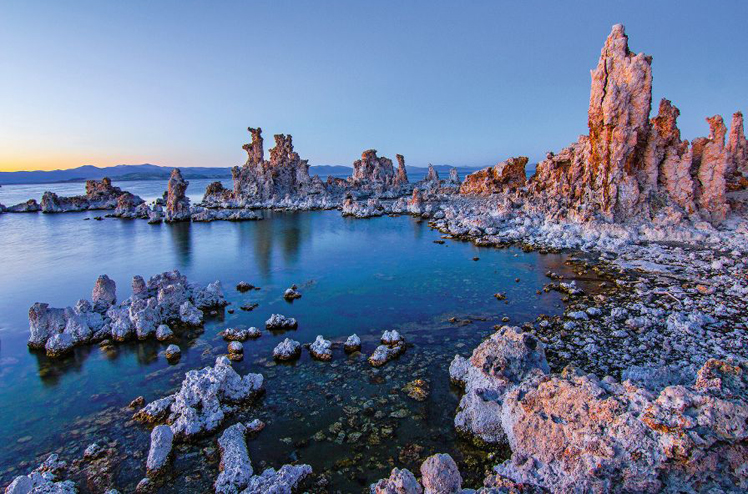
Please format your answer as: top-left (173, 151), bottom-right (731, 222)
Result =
top-left (450, 327), bottom-right (748, 491)
top-left (460, 157), bottom-right (528, 195)
top-left (693, 116), bottom-right (730, 224)
top-left (585, 23), bottom-right (653, 220)
top-left (528, 24), bottom-right (744, 225)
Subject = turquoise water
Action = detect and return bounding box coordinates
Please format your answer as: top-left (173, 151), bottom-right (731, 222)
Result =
top-left (0, 210), bottom-right (579, 491)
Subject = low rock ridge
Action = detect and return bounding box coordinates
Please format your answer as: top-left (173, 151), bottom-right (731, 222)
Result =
top-left (39, 177), bottom-right (139, 213)
top-left (450, 325), bottom-right (748, 492)
top-left (27, 270), bottom-right (227, 357)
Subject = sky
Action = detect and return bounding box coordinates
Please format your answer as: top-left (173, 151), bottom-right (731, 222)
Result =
top-left (1, 1), bottom-right (746, 172)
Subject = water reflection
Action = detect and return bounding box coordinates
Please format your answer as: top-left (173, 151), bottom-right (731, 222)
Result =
top-left (168, 221), bottom-right (193, 266)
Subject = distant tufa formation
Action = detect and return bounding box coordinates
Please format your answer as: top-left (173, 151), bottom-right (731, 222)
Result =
top-left (202, 127), bottom-right (460, 206)
top-left (524, 24), bottom-right (747, 225)
top-left (40, 177), bottom-right (140, 213)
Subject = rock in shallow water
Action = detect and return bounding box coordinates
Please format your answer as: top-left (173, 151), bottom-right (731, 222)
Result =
top-left (344, 334), bottom-right (361, 353)
top-left (221, 327), bottom-right (261, 341)
top-left (27, 270), bottom-right (226, 357)
top-left (5, 454), bottom-right (76, 494)
top-left (309, 335), bottom-right (332, 361)
top-left (368, 344), bottom-right (405, 367)
top-left (265, 314), bottom-right (298, 330)
top-left (134, 356), bottom-right (263, 440)
top-left (215, 423), bottom-right (253, 494)
top-left (146, 425), bottom-right (173, 478)
top-left (164, 344), bottom-right (181, 361)
top-left (273, 338), bottom-right (301, 361)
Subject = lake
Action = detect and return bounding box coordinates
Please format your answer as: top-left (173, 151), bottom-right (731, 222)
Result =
top-left (0, 209), bottom-right (580, 492)
top-left (0, 169), bottom-right (474, 208)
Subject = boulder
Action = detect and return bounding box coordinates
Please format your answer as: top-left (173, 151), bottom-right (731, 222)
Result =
top-left (146, 425), bottom-right (173, 478)
top-left (309, 335), bottom-right (332, 361)
top-left (265, 314), bottom-right (298, 330)
top-left (273, 338), bottom-right (301, 361)
top-left (344, 334), bottom-right (361, 353)
top-left (214, 423), bottom-right (252, 494)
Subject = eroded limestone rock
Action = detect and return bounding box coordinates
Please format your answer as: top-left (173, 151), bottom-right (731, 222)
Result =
top-left (165, 169), bottom-right (191, 222)
top-left (460, 157), bottom-right (528, 195)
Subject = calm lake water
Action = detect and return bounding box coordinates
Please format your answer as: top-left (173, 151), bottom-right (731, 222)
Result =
top-left (0, 169), bottom-right (468, 207)
top-left (0, 209), bottom-right (580, 492)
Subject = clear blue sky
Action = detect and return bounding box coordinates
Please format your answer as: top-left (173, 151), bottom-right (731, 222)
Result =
top-left (1, 1), bottom-right (746, 171)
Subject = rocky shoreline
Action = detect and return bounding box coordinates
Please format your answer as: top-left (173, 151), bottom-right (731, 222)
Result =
top-left (4, 23), bottom-right (748, 493)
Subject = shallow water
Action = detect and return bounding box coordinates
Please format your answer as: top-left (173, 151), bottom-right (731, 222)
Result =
top-left (0, 210), bottom-right (579, 492)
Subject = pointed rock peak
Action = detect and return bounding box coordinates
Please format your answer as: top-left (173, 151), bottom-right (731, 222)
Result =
top-left (426, 164), bottom-right (440, 182)
top-left (242, 126), bottom-right (264, 165)
top-left (651, 98), bottom-right (681, 142)
top-left (169, 168), bottom-right (185, 181)
top-left (707, 115), bottom-right (727, 143)
top-left (269, 134), bottom-right (299, 165)
top-left (396, 154), bottom-right (405, 168)
top-left (361, 149), bottom-right (379, 160)
top-left (729, 111), bottom-right (745, 143)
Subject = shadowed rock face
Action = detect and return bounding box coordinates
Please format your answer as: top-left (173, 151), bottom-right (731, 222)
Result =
top-left (586, 23), bottom-right (653, 219)
top-left (165, 168), bottom-right (191, 222)
top-left (40, 177), bottom-right (135, 213)
top-left (694, 116), bottom-right (730, 224)
top-left (460, 157), bottom-right (528, 195)
top-left (350, 149), bottom-right (396, 186)
top-left (728, 112), bottom-right (748, 186)
top-left (395, 154), bottom-right (409, 185)
top-left (230, 128), bottom-right (318, 202)
top-left (528, 24), bottom-right (743, 225)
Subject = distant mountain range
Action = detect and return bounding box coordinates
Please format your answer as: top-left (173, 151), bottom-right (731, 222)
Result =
top-left (0, 163), bottom-right (486, 185)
